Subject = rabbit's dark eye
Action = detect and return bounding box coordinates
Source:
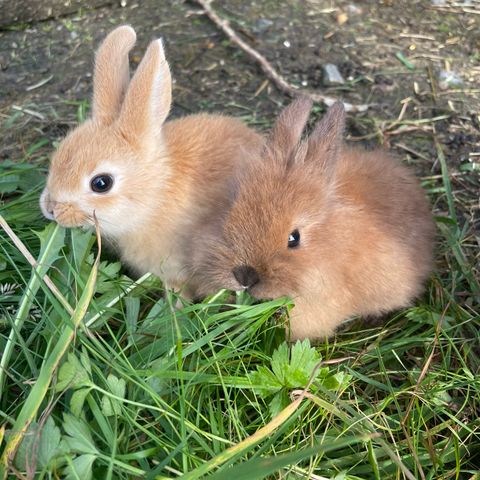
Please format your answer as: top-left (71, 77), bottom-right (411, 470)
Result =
top-left (288, 229), bottom-right (300, 248)
top-left (90, 174), bottom-right (114, 193)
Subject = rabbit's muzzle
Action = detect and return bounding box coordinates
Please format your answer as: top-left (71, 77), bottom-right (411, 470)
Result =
top-left (40, 188), bottom-right (89, 227)
top-left (232, 265), bottom-right (260, 290)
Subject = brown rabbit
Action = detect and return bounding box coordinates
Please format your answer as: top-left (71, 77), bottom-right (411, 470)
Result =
top-left (191, 96), bottom-right (435, 340)
top-left (39, 26), bottom-right (263, 295)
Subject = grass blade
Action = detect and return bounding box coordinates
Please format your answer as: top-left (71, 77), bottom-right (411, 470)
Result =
top-left (0, 219), bottom-right (65, 397)
top-left (0, 225), bottom-right (101, 478)
top-left (434, 139), bottom-right (457, 224)
top-left (208, 435), bottom-right (373, 480)
top-left (180, 387), bottom-right (310, 480)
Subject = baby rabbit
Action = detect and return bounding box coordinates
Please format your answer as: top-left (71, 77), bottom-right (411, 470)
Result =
top-left (40, 26), bottom-right (263, 295)
top-left (192, 96), bottom-right (435, 340)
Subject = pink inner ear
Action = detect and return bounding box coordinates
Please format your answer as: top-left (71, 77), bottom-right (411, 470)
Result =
top-left (268, 96), bottom-right (313, 165)
top-left (291, 141), bottom-right (309, 166)
top-left (116, 39), bottom-right (172, 148)
top-left (306, 101), bottom-right (346, 163)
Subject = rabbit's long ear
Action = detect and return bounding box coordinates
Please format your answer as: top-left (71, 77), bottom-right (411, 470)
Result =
top-left (92, 26), bottom-right (137, 125)
top-left (307, 101), bottom-right (345, 168)
top-left (116, 39), bottom-right (172, 149)
top-left (267, 96), bottom-right (313, 166)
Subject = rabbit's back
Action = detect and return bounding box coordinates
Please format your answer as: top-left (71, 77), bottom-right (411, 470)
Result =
top-left (164, 114), bottom-right (264, 211)
top-left (328, 147), bottom-right (435, 317)
top-left (336, 148), bottom-right (435, 264)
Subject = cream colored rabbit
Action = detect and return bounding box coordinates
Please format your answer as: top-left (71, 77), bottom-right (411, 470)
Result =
top-left (40, 26), bottom-right (263, 295)
top-left (191, 96), bottom-right (435, 339)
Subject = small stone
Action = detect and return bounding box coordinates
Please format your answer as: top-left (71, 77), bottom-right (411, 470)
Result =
top-left (438, 70), bottom-right (464, 90)
top-left (283, 40), bottom-right (291, 48)
top-left (323, 64), bottom-right (345, 85)
top-left (254, 18), bottom-right (273, 34)
top-left (346, 4), bottom-right (363, 15)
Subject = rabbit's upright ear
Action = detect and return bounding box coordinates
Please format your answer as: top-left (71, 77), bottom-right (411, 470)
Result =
top-left (267, 96), bottom-right (313, 166)
top-left (116, 39), bottom-right (172, 150)
top-left (92, 26), bottom-right (137, 126)
top-left (307, 101), bottom-right (345, 167)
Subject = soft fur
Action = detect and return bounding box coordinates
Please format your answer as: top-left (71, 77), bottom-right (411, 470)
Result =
top-left (191, 97), bottom-right (435, 340)
top-left (40, 26), bottom-right (263, 294)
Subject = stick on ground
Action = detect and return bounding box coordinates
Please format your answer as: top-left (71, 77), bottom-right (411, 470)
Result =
top-left (192, 0), bottom-right (370, 113)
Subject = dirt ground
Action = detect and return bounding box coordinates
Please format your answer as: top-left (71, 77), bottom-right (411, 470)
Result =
top-left (0, 0), bottom-right (479, 260)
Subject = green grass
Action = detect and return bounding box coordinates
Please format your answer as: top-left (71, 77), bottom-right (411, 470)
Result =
top-left (0, 142), bottom-right (479, 480)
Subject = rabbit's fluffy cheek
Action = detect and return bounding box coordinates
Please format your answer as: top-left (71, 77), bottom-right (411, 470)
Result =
top-left (92, 200), bottom-right (137, 236)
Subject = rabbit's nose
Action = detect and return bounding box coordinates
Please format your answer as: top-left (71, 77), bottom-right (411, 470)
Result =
top-left (232, 265), bottom-right (260, 289)
top-left (39, 189), bottom-right (56, 220)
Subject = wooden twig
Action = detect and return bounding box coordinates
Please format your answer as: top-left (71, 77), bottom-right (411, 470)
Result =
top-left (192, 0), bottom-right (370, 113)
